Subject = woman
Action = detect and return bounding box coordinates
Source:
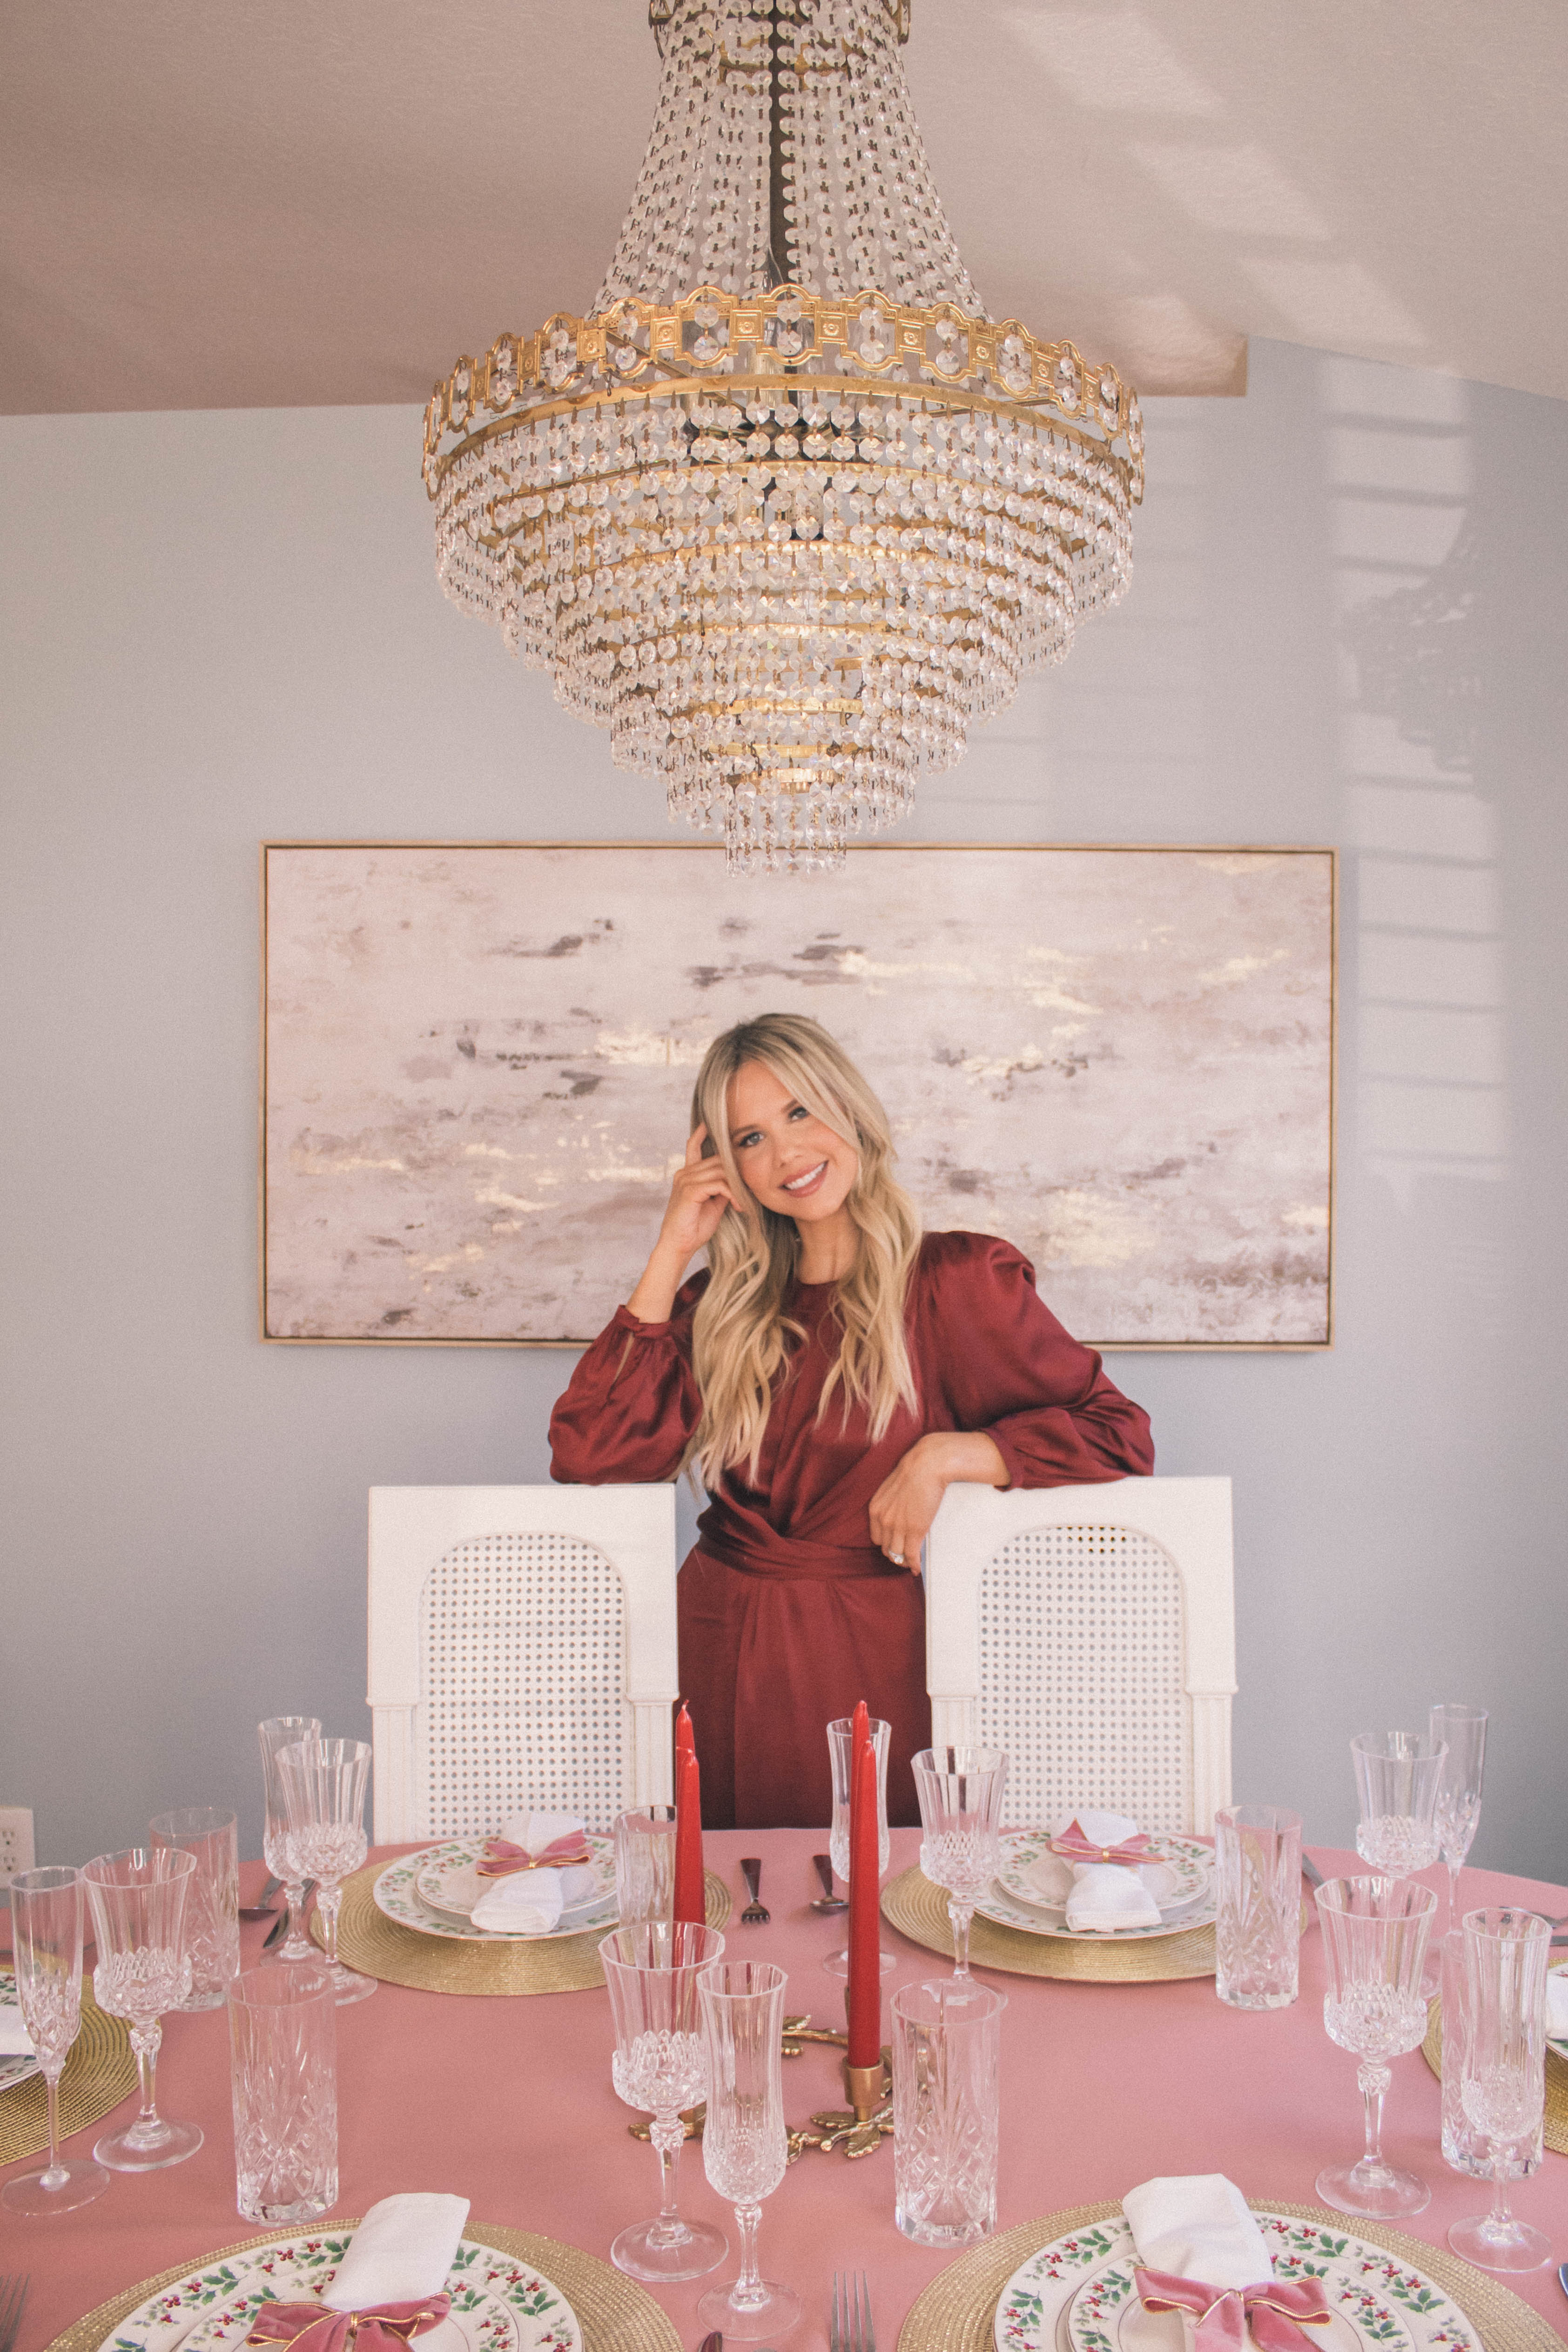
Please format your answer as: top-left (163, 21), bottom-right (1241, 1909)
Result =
top-left (549, 1013), bottom-right (1153, 1829)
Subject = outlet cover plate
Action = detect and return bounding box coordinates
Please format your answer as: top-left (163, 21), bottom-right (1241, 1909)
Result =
top-left (0, 1807), bottom-right (37, 1887)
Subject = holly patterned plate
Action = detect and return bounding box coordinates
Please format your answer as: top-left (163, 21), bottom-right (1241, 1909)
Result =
top-left (372, 1845), bottom-right (617, 1944)
top-left (995, 2213), bottom-right (1479, 2352)
top-left (99, 2234), bottom-right (580, 2352)
top-left (978, 1832), bottom-right (1216, 1941)
top-left (413, 1837), bottom-right (617, 1932)
top-left (0, 1968), bottom-right (41, 2094)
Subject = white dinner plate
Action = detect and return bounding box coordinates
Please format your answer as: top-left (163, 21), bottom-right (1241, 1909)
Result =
top-left (0, 1969), bottom-right (41, 2094)
top-left (994, 2210), bottom-right (1480, 2352)
top-left (373, 1844), bottom-right (618, 1944)
top-left (98, 2232), bottom-right (582, 2352)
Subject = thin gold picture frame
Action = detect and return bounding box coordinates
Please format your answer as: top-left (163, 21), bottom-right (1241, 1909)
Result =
top-left (259, 839), bottom-right (1337, 1352)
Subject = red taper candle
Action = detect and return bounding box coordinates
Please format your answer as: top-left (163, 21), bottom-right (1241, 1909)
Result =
top-left (675, 1702), bottom-right (696, 1769)
top-left (846, 1729), bottom-right (881, 2066)
top-left (673, 1743), bottom-right (705, 1926)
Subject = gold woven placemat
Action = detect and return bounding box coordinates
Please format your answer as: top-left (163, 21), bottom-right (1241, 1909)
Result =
top-left (44, 2221), bottom-right (681, 2352)
top-left (896, 2197), bottom-right (1565, 2352)
top-left (1422, 1995), bottom-right (1568, 2157)
top-left (881, 1867), bottom-right (1217, 1983)
top-left (0, 1980), bottom-right (135, 2165)
top-left (314, 1864), bottom-right (734, 1995)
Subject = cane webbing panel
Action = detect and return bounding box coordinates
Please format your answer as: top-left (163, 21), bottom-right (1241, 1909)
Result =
top-left (419, 1531), bottom-right (628, 1834)
top-left (977, 1524), bottom-right (1190, 1831)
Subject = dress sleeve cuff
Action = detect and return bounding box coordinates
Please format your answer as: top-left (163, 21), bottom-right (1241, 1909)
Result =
top-left (983, 1425), bottom-right (1025, 1491)
top-left (612, 1302), bottom-right (674, 1338)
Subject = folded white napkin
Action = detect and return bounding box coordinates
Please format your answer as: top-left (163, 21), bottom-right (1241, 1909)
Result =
top-left (469, 1807), bottom-right (594, 1934)
top-left (0, 2007), bottom-right (35, 2058)
top-left (471, 1865), bottom-right (595, 1934)
top-left (1049, 1809), bottom-right (1163, 1931)
top-left (1546, 1967), bottom-right (1568, 2040)
top-left (321, 2191), bottom-right (471, 2310)
top-left (1066, 1865), bottom-right (1163, 1932)
top-left (1124, 2172), bottom-right (1272, 2289)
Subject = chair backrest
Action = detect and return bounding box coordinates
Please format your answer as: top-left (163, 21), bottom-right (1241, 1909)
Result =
top-left (923, 1477), bottom-right (1235, 1834)
top-left (367, 1485), bottom-right (679, 1844)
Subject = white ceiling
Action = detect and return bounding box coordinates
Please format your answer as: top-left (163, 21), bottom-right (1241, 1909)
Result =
top-left (4, 0), bottom-right (1565, 416)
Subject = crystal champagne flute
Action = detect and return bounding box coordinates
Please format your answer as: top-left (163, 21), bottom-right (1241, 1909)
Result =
top-left (823, 1713), bottom-right (893, 1980)
top-left (600, 1920), bottom-right (727, 2281)
top-left (697, 1959), bottom-right (801, 2344)
top-left (276, 1737), bottom-right (376, 2004)
top-left (1429, 1703), bottom-right (1488, 1937)
top-left (1448, 1907), bottom-right (1551, 2271)
top-left (82, 1845), bottom-right (204, 2170)
top-left (1, 1867), bottom-right (110, 2214)
top-left (911, 1745), bottom-right (1008, 1980)
top-left (258, 1715), bottom-right (322, 1963)
top-left (1314, 1874), bottom-right (1438, 2217)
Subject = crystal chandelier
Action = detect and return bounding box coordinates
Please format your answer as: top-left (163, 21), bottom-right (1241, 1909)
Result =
top-left (424, 0), bottom-right (1143, 873)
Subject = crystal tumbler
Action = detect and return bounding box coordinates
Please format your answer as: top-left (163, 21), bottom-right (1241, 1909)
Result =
top-left (149, 1807), bottom-right (241, 2010)
top-left (1214, 1805), bottom-right (1301, 2010)
top-left (892, 1975), bottom-right (1006, 2246)
top-left (228, 1963), bottom-right (338, 2223)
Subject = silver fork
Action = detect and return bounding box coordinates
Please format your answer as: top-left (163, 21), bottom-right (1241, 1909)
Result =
top-left (0, 2275), bottom-right (30, 2352)
top-left (739, 1856), bottom-right (770, 1924)
top-left (831, 2269), bottom-right (875, 2352)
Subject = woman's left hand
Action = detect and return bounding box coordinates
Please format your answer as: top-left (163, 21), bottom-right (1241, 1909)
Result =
top-left (868, 1431), bottom-right (1009, 1570)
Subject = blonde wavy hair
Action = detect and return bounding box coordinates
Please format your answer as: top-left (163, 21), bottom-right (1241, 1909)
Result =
top-left (686, 1014), bottom-right (922, 1483)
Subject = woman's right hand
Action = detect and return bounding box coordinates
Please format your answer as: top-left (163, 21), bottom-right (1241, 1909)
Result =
top-left (626, 1125), bottom-right (743, 1322)
top-left (658, 1124), bottom-right (741, 1259)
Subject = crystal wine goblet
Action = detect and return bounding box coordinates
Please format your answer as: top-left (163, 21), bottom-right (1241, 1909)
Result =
top-left (276, 1736), bottom-right (376, 2003)
top-left (696, 1959), bottom-right (801, 2344)
top-left (1351, 1730), bottom-right (1447, 1874)
top-left (823, 1713), bottom-right (894, 1980)
top-left (0, 1867), bottom-right (110, 2214)
top-left (258, 1715), bottom-right (322, 1963)
top-left (1447, 1907), bottom-right (1551, 2271)
top-left (1429, 1703), bottom-right (1488, 1937)
top-left (599, 1920), bottom-right (727, 2281)
top-left (82, 1845), bottom-right (204, 2171)
top-left (1314, 1874), bottom-right (1438, 2217)
top-left (911, 1745), bottom-right (1008, 1980)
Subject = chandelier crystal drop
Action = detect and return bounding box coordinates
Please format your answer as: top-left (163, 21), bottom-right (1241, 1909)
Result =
top-left (424, 0), bottom-right (1143, 873)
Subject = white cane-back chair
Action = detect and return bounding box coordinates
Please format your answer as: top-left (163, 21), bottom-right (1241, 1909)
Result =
top-left (923, 1476), bottom-right (1235, 1834)
top-left (367, 1485), bottom-right (679, 1844)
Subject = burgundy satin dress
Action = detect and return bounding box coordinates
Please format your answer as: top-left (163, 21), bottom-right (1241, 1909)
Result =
top-left (548, 1230), bottom-right (1154, 1830)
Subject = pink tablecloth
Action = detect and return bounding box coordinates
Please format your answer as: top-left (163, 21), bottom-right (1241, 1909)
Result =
top-left (4, 1834), bottom-right (1565, 2351)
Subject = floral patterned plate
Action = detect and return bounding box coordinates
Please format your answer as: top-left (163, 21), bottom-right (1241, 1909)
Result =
top-left (977, 1832), bottom-right (1216, 1941)
top-left (373, 1847), bottom-right (618, 1945)
top-left (414, 1836), bottom-right (617, 1931)
top-left (100, 2233), bottom-right (580, 2352)
top-left (0, 1968), bottom-right (41, 2094)
top-left (995, 2212), bottom-right (1479, 2352)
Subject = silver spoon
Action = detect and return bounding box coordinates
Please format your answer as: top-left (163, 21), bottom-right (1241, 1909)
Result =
top-left (810, 1853), bottom-right (847, 1914)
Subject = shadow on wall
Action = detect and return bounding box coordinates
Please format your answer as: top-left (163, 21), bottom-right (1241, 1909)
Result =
top-left (1331, 360), bottom-right (1506, 1244)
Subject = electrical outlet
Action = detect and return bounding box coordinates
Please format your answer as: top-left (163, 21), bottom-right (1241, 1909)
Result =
top-left (0, 1807), bottom-right (36, 1887)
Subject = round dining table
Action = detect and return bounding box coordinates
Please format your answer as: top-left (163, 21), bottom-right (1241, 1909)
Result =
top-left (3, 1832), bottom-right (1565, 2352)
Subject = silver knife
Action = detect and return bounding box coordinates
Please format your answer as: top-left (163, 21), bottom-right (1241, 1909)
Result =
top-left (1301, 1854), bottom-right (1325, 1890)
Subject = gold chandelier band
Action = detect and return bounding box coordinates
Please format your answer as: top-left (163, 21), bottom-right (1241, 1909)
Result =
top-left (429, 371), bottom-right (1134, 505)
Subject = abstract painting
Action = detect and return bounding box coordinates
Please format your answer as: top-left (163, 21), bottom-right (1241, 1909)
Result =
top-left (262, 843), bottom-right (1334, 1347)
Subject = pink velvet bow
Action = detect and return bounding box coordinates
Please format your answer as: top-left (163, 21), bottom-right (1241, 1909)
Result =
top-left (475, 1833), bottom-right (591, 1879)
top-left (1050, 1819), bottom-right (1155, 1867)
top-left (244, 2297), bottom-right (451, 2352)
top-left (1135, 2270), bottom-right (1332, 2352)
